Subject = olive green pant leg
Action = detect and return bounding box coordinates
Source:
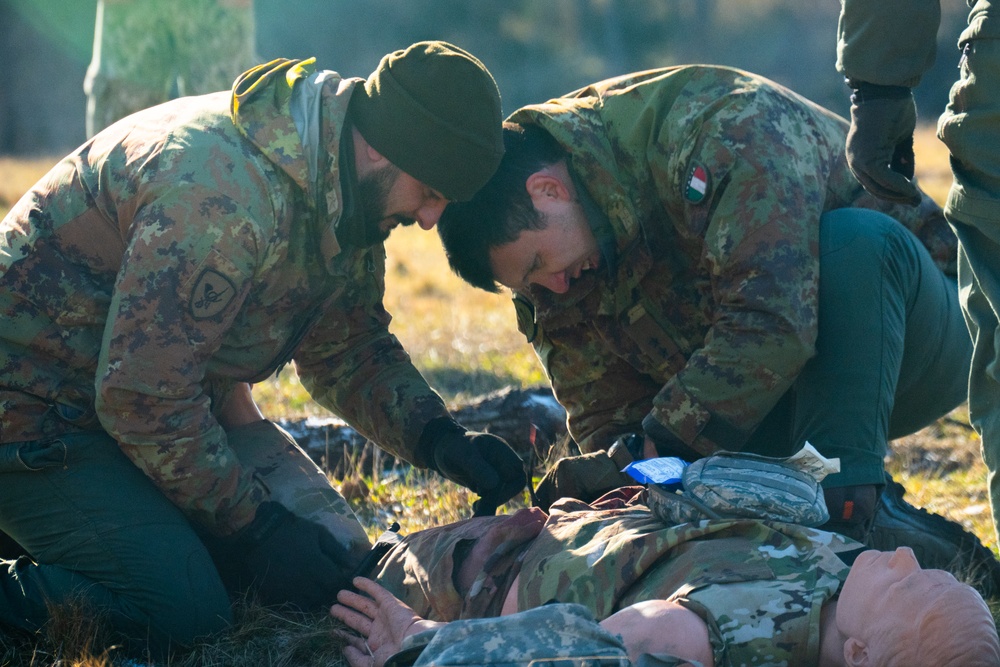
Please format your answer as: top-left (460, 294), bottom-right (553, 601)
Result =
top-left (224, 420), bottom-right (372, 563)
top-left (951, 222), bottom-right (1000, 542)
top-left (0, 433), bottom-right (232, 654)
top-left (940, 34), bottom-right (1000, 544)
top-left (747, 209), bottom-right (971, 488)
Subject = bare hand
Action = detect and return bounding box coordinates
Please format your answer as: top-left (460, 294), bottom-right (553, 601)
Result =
top-left (330, 577), bottom-right (442, 667)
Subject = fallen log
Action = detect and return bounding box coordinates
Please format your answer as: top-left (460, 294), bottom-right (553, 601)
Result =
top-left (276, 385), bottom-right (570, 477)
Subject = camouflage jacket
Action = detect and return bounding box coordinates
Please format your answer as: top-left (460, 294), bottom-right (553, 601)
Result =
top-left (0, 59), bottom-right (448, 534)
top-left (837, 0), bottom-right (994, 88)
top-left (372, 493), bottom-right (853, 666)
top-left (507, 65), bottom-right (957, 455)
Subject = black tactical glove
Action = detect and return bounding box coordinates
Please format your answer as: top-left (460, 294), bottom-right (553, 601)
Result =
top-left (418, 417), bottom-right (527, 517)
top-left (235, 501), bottom-right (353, 610)
top-left (533, 451), bottom-right (635, 511)
top-left (845, 81), bottom-right (922, 206)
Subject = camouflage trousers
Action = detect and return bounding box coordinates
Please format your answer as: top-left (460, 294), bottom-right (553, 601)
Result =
top-left (84, 0), bottom-right (258, 137)
top-left (0, 421), bottom-right (369, 653)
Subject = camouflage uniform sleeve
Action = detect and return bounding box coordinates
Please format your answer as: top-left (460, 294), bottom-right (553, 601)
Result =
top-left (836, 0), bottom-right (941, 87)
top-left (644, 83), bottom-right (828, 455)
top-left (294, 244), bottom-right (449, 467)
top-left (396, 604), bottom-right (631, 667)
top-left (95, 181), bottom-right (266, 536)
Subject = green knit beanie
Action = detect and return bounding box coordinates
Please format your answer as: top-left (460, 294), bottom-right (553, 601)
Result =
top-left (350, 41), bottom-right (504, 202)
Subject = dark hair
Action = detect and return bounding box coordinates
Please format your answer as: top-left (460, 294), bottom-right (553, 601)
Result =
top-left (437, 121), bottom-right (567, 292)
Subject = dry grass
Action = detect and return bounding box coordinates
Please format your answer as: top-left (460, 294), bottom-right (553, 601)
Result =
top-left (252, 222), bottom-right (545, 416)
top-left (0, 156), bottom-right (60, 219)
top-left (2, 126), bottom-right (999, 664)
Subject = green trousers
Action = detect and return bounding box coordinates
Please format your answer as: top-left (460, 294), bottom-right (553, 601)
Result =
top-left (939, 32), bottom-right (1000, 541)
top-left (0, 421), bottom-right (370, 655)
top-left (746, 208), bottom-right (971, 488)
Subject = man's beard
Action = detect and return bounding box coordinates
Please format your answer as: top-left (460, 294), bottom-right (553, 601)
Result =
top-left (354, 163), bottom-right (415, 246)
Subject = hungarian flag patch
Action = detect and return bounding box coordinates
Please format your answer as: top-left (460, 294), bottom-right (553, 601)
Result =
top-left (684, 163), bottom-right (709, 204)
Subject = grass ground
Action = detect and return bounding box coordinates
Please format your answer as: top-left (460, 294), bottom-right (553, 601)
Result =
top-left (0, 126), bottom-right (997, 664)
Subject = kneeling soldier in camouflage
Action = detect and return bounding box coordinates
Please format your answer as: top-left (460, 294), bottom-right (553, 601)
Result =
top-left (0, 42), bottom-right (525, 655)
top-left (437, 64), bottom-right (1000, 589)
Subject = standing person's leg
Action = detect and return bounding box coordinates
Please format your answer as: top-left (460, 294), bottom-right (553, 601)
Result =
top-left (952, 222), bottom-right (1000, 545)
top-left (939, 34), bottom-right (1000, 545)
top-left (0, 432), bottom-right (232, 656)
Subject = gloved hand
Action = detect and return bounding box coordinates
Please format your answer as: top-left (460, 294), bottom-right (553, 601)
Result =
top-left (418, 417), bottom-right (527, 516)
top-left (533, 451), bottom-right (634, 511)
top-left (845, 81), bottom-right (922, 206)
top-left (235, 501), bottom-right (353, 610)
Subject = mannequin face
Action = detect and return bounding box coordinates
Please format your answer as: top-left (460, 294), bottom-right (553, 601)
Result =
top-left (836, 547), bottom-right (967, 664)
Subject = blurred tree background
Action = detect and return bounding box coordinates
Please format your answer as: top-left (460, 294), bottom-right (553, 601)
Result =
top-left (0, 0), bottom-right (972, 156)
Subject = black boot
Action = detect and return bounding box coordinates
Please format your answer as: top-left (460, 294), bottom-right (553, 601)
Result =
top-left (867, 477), bottom-right (1000, 599)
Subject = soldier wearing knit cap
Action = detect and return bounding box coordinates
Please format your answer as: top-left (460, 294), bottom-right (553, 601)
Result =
top-left (0, 42), bottom-right (521, 654)
top-left (351, 41), bottom-right (505, 203)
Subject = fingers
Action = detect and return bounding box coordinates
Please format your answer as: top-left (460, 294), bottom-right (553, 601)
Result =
top-left (351, 576), bottom-right (397, 602)
top-left (851, 165), bottom-right (922, 206)
top-left (330, 578), bottom-right (403, 629)
top-left (473, 434), bottom-right (526, 505)
top-left (318, 529), bottom-right (353, 566)
top-left (330, 602), bottom-right (373, 637)
top-left (471, 497), bottom-right (498, 517)
top-left (889, 136), bottom-right (916, 180)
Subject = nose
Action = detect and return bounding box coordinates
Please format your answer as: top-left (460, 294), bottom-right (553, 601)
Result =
top-left (888, 546), bottom-right (920, 571)
top-left (538, 271), bottom-right (570, 294)
top-left (416, 199), bottom-right (448, 230)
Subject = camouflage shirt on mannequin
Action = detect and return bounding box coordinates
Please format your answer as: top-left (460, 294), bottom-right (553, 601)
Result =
top-left (0, 59), bottom-right (450, 535)
top-left (506, 65), bottom-right (957, 455)
top-left (370, 491), bottom-right (854, 666)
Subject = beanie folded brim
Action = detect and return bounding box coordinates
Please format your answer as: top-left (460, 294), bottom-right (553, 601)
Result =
top-left (350, 41), bottom-right (504, 202)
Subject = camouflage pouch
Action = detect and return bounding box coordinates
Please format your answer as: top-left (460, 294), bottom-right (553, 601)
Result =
top-left (646, 444), bottom-right (839, 527)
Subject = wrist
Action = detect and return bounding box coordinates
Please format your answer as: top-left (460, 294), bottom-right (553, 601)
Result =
top-left (406, 618), bottom-right (446, 639)
top-left (847, 80), bottom-right (911, 102)
top-left (416, 416), bottom-right (465, 470)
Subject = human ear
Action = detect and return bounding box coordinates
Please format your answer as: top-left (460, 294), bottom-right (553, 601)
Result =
top-left (364, 143), bottom-right (386, 165)
top-left (843, 638), bottom-right (870, 667)
top-left (525, 172), bottom-right (568, 204)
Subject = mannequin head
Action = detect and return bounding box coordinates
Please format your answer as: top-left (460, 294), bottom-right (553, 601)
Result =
top-left (836, 547), bottom-right (999, 666)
